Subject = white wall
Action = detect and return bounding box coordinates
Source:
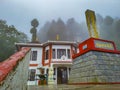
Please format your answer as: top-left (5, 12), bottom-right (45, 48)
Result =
top-left (30, 47), bottom-right (42, 65)
top-left (28, 47), bottom-right (43, 85)
top-left (52, 45), bottom-right (71, 49)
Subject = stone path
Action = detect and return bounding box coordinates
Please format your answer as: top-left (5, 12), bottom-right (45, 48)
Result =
top-left (27, 84), bottom-right (120, 90)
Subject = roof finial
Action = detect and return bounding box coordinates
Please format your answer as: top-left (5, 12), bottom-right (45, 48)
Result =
top-left (56, 34), bottom-right (60, 41)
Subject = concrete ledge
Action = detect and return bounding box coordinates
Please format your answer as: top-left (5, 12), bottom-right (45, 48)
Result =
top-left (68, 82), bottom-right (120, 85)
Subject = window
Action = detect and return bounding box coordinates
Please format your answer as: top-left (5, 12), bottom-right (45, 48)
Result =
top-left (57, 49), bottom-right (66, 59)
top-left (30, 51), bottom-right (37, 61)
top-left (28, 69), bottom-right (36, 81)
top-left (67, 49), bottom-right (71, 59)
top-left (45, 50), bottom-right (49, 60)
top-left (52, 49), bottom-right (56, 59)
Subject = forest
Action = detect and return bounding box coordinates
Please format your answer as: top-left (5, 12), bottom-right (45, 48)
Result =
top-left (0, 20), bottom-right (29, 62)
top-left (38, 14), bottom-right (120, 50)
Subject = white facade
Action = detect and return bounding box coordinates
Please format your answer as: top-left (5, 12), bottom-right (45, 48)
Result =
top-left (27, 47), bottom-right (43, 85)
top-left (50, 45), bottom-right (72, 84)
top-left (15, 41), bottom-right (77, 85)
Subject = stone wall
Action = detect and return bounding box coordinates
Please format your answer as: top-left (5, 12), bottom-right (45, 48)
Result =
top-left (0, 50), bottom-right (30, 90)
top-left (69, 51), bottom-right (120, 84)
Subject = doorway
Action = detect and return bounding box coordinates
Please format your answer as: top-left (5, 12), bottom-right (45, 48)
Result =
top-left (57, 67), bottom-right (68, 84)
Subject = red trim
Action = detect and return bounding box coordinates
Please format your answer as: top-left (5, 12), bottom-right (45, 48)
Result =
top-left (72, 38), bottom-right (120, 59)
top-left (51, 61), bottom-right (72, 63)
top-left (68, 82), bottom-right (120, 85)
top-left (49, 44), bottom-right (52, 67)
top-left (0, 47), bottom-right (30, 83)
top-left (42, 47), bottom-right (45, 66)
top-left (44, 63), bottom-right (49, 66)
top-left (29, 64), bottom-right (38, 66)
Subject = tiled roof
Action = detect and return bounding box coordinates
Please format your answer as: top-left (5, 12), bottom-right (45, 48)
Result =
top-left (0, 47), bottom-right (30, 84)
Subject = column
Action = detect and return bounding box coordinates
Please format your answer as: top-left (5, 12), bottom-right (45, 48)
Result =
top-left (56, 49), bottom-right (57, 59)
top-left (55, 67), bottom-right (57, 84)
top-left (66, 49), bottom-right (68, 59)
top-left (67, 67), bottom-right (69, 80)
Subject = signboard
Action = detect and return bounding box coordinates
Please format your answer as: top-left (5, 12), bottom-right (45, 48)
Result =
top-left (94, 40), bottom-right (114, 50)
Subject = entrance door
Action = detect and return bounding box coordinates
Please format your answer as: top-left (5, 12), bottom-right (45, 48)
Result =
top-left (57, 67), bottom-right (68, 84)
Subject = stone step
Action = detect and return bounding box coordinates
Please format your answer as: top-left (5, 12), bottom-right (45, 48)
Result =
top-left (27, 85), bottom-right (120, 90)
top-left (27, 85), bottom-right (93, 90)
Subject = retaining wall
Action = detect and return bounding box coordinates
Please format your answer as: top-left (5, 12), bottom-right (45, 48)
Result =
top-left (0, 48), bottom-right (30, 90)
top-left (69, 51), bottom-right (120, 84)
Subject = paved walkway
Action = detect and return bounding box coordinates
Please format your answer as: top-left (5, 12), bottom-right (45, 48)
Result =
top-left (28, 84), bottom-right (120, 90)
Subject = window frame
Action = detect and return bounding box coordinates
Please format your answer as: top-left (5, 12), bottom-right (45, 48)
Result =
top-left (57, 49), bottom-right (66, 59)
top-left (30, 51), bottom-right (37, 61)
top-left (28, 69), bottom-right (36, 81)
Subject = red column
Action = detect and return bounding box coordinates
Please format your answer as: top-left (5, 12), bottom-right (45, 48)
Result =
top-left (42, 47), bottom-right (45, 66)
top-left (71, 45), bottom-right (74, 59)
top-left (49, 44), bottom-right (52, 67)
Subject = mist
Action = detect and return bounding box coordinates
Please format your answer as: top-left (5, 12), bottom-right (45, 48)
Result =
top-left (38, 18), bottom-right (89, 43)
top-left (38, 14), bottom-right (120, 50)
top-left (96, 14), bottom-right (120, 50)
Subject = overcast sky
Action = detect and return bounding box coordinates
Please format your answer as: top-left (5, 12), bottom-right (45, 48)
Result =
top-left (0, 0), bottom-right (120, 38)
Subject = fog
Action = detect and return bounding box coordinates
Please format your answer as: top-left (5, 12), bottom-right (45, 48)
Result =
top-left (96, 14), bottom-right (120, 50)
top-left (38, 18), bottom-right (89, 43)
top-left (38, 14), bottom-right (120, 50)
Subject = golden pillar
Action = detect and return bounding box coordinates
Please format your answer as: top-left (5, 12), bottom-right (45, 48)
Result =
top-left (85, 9), bottom-right (99, 38)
